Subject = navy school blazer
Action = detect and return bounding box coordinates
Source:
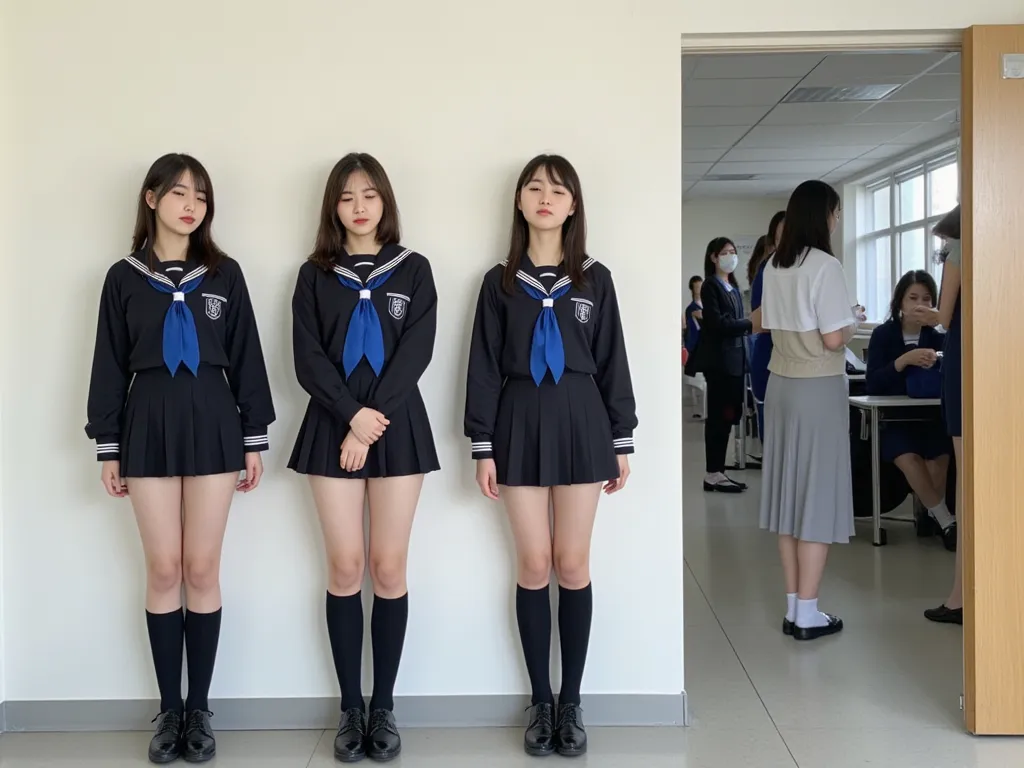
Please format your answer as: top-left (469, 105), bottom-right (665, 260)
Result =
top-left (866, 319), bottom-right (945, 396)
top-left (689, 276), bottom-right (751, 379)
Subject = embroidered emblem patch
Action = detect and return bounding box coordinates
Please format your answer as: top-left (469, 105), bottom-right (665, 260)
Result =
top-left (574, 299), bottom-right (592, 324)
top-left (388, 295), bottom-right (408, 320)
top-left (205, 296), bottom-right (223, 320)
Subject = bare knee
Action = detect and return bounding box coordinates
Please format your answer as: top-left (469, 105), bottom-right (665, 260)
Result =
top-left (518, 549), bottom-right (552, 590)
top-left (148, 557), bottom-right (183, 595)
top-left (369, 554), bottom-right (406, 597)
top-left (893, 453), bottom-right (923, 472)
top-left (553, 550), bottom-right (590, 590)
top-left (327, 553), bottom-right (365, 596)
top-left (182, 556), bottom-right (220, 595)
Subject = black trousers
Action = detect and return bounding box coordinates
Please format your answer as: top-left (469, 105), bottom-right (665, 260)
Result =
top-left (704, 370), bottom-right (745, 474)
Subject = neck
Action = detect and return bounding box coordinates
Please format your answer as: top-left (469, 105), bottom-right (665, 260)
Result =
top-left (716, 269), bottom-right (730, 282)
top-left (901, 317), bottom-right (922, 334)
top-left (527, 228), bottom-right (563, 267)
top-left (152, 225), bottom-right (189, 262)
top-left (345, 231), bottom-right (381, 256)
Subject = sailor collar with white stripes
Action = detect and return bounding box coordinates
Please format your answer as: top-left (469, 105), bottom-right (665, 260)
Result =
top-left (125, 253), bottom-right (208, 289)
top-left (332, 244), bottom-right (413, 286)
top-left (500, 256), bottom-right (597, 296)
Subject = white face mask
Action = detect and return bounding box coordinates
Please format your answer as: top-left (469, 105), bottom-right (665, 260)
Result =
top-left (718, 253), bottom-right (739, 274)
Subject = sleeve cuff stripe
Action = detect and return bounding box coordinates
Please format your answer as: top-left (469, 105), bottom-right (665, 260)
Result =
top-left (613, 438), bottom-right (634, 446)
top-left (243, 436), bottom-right (268, 444)
top-left (96, 444), bottom-right (119, 452)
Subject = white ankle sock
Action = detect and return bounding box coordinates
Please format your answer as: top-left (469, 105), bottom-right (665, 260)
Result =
top-left (785, 593), bottom-right (797, 623)
top-left (929, 500), bottom-right (955, 530)
top-left (705, 472), bottom-right (726, 485)
top-left (796, 598), bottom-right (829, 628)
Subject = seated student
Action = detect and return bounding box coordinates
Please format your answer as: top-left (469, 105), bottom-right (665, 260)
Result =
top-left (866, 270), bottom-right (955, 550)
top-left (684, 275), bottom-right (703, 354)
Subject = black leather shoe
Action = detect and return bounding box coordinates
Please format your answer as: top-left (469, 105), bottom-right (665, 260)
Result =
top-left (782, 618), bottom-right (794, 636)
top-left (555, 702), bottom-right (587, 757)
top-left (523, 702), bottom-right (555, 756)
top-left (940, 521), bottom-right (957, 552)
top-left (366, 709), bottom-right (401, 762)
top-left (148, 709), bottom-right (183, 764)
top-left (333, 707), bottom-right (367, 763)
top-left (182, 710), bottom-right (215, 763)
top-left (793, 614), bottom-right (843, 641)
top-left (924, 604), bottom-right (963, 624)
top-left (703, 479), bottom-right (745, 493)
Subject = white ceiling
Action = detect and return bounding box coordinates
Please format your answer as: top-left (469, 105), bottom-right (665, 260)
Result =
top-left (682, 51), bottom-right (960, 199)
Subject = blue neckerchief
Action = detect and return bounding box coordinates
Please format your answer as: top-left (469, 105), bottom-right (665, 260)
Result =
top-left (126, 255), bottom-right (207, 376)
top-left (333, 248), bottom-right (413, 378)
top-left (513, 257), bottom-right (596, 386)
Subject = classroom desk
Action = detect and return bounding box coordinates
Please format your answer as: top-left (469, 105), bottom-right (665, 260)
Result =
top-left (848, 395), bottom-right (942, 546)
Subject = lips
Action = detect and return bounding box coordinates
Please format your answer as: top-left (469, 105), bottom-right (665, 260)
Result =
top-left (354, 218), bottom-right (369, 225)
top-left (180, 216), bottom-right (195, 225)
top-left (537, 210), bottom-right (552, 216)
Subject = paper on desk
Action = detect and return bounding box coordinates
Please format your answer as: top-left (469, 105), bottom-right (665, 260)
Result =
top-left (846, 347), bottom-right (867, 372)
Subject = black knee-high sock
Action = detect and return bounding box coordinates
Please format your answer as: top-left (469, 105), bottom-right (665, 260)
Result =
top-left (326, 591), bottom-right (365, 711)
top-left (146, 609), bottom-right (185, 713)
top-left (557, 584), bottom-right (593, 706)
top-left (184, 609), bottom-right (222, 712)
top-left (369, 594), bottom-right (409, 712)
top-left (516, 585), bottom-right (554, 706)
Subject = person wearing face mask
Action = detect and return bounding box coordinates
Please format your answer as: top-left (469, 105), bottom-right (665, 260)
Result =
top-left (689, 237), bottom-right (752, 492)
top-left (866, 270), bottom-right (955, 551)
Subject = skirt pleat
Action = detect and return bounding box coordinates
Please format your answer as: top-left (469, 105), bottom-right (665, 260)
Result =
top-left (120, 365), bottom-right (245, 478)
top-left (758, 374), bottom-right (855, 544)
top-left (494, 374), bottom-right (618, 488)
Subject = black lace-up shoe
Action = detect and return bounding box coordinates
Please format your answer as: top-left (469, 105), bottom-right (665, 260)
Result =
top-left (524, 702), bottom-right (555, 756)
top-left (334, 707), bottom-right (367, 763)
top-left (182, 709), bottom-right (215, 763)
top-left (148, 709), bottom-right (183, 764)
top-left (366, 709), bottom-right (401, 762)
top-left (555, 702), bottom-right (587, 757)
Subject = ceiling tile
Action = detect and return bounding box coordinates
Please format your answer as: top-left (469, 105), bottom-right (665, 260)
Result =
top-left (888, 74), bottom-right (961, 101)
top-left (683, 106), bottom-right (771, 126)
top-left (854, 100), bottom-right (959, 123)
top-left (738, 123), bottom-right (918, 149)
top-left (690, 53), bottom-right (824, 80)
top-left (887, 122), bottom-right (959, 145)
top-left (681, 57), bottom-right (699, 83)
top-left (805, 52), bottom-right (947, 81)
top-left (720, 145), bottom-right (877, 162)
top-left (682, 125), bottom-right (749, 149)
top-left (930, 53), bottom-right (961, 75)
top-left (760, 102), bottom-right (871, 125)
top-left (711, 159), bottom-right (846, 176)
top-left (683, 77), bottom-right (801, 107)
top-left (681, 148), bottom-right (728, 163)
top-left (858, 144), bottom-right (912, 161)
top-left (682, 162), bottom-right (713, 178)
top-left (799, 71), bottom-right (913, 89)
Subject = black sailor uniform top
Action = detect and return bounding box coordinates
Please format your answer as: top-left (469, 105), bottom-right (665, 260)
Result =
top-left (464, 256), bottom-right (637, 459)
top-left (85, 253), bottom-right (276, 461)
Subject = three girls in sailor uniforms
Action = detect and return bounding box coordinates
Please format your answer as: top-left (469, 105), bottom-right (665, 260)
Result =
top-left (288, 153), bottom-right (438, 763)
top-left (464, 154), bottom-right (637, 757)
top-left (85, 153), bottom-right (275, 764)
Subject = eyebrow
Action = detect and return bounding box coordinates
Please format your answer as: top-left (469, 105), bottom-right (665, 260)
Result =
top-left (342, 187), bottom-right (378, 194)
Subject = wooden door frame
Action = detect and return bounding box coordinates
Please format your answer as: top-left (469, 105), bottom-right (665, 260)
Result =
top-left (680, 27), bottom-right (1013, 735)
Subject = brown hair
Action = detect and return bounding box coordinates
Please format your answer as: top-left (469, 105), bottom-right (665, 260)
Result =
top-left (502, 154), bottom-right (587, 294)
top-left (746, 235), bottom-right (768, 286)
top-left (773, 180), bottom-right (840, 269)
top-left (933, 204), bottom-right (960, 241)
top-left (309, 153), bottom-right (401, 271)
top-left (131, 153), bottom-right (226, 273)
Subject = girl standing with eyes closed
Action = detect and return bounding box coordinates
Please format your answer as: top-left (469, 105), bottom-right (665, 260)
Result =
top-left (85, 153), bottom-right (275, 764)
top-left (289, 152), bottom-right (439, 763)
top-left (464, 154), bottom-right (637, 758)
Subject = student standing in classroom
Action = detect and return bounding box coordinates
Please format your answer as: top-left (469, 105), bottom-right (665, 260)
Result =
top-left (85, 153), bottom-right (275, 764)
top-left (749, 210), bottom-right (786, 439)
top-left (289, 153), bottom-right (439, 762)
top-left (464, 154), bottom-right (637, 758)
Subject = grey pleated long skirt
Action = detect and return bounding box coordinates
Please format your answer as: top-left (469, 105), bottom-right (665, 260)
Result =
top-left (759, 374), bottom-right (855, 544)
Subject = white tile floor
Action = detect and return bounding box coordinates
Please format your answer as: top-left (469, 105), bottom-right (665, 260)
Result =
top-left (2, 418), bottom-right (1023, 766)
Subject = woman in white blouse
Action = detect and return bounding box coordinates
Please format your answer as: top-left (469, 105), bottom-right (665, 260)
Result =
top-left (757, 180), bottom-right (860, 642)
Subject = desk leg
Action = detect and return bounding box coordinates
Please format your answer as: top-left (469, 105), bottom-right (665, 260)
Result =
top-left (871, 407), bottom-right (886, 546)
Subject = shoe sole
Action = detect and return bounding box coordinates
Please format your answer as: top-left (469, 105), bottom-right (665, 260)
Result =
top-left (148, 751), bottom-right (182, 764)
top-left (782, 620), bottom-right (794, 636)
top-left (793, 623), bottom-right (843, 641)
top-left (182, 748), bottom-right (215, 763)
top-left (334, 749), bottom-right (367, 763)
top-left (367, 746), bottom-right (401, 762)
top-left (524, 743), bottom-right (556, 757)
top-left (556, 745), bottom-right (588, 757)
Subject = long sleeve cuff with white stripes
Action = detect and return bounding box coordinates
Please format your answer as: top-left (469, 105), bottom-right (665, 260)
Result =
top-left (243, 426), bottom-right (270, 453)
top-left (95, 435), bottom-right (120, 462)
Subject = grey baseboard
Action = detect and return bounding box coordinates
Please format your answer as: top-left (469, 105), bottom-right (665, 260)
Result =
top-left (1, 693), bottom-right (686, 733)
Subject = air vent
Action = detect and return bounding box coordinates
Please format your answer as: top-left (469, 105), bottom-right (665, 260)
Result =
top-left (783, 84), bottom-right (901, 103)
top-left (704, 174), bottom-right (757, 182)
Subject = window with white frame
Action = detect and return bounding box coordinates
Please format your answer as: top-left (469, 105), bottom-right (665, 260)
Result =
top-left (855, 150), bottom-right (959, 323)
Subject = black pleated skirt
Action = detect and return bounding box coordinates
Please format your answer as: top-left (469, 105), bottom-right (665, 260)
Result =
top-left (120, 365), bottom-right (245, 478)
top-left (288, 387), bottom-right (439, 479)
top-left (495, 373), bottom-right (619, 487)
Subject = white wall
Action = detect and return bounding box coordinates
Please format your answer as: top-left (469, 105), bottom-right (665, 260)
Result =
top-left (0, 0), bottom-right (11, 709)
top-left (1, 0), bottom-right (683, 703)
top-left (681, 197), bottom-right (790, 292)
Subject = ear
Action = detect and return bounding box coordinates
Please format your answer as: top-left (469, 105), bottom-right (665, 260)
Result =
top-left (145, 189), bottom-right (158, 210)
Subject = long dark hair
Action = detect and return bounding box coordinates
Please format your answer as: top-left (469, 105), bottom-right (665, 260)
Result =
top-left (704, 236), bottom-right (739, 289)
top-left (309, 153), bottom-right (401, 271)
top-left (767, 210), bottom-right (786, 250)
top-left (502, 154), bottom-right (587, 294)
top-left (772, 180), bottom-right (840, 269)
top-left (889, 269), bottom-right (938, 321)
top-left (933, 204), bottom-right (961, 263)
top-left (131, 153), bottom-right (225, 272)
top-left (746, 235), bottom-right (768, 286)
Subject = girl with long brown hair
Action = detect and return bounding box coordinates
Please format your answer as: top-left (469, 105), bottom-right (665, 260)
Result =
top-left (289, 152), bottom-right (439, 762)
top-left (85, 153), bottom-right (275, 763)
top-left (464, 154), bottom-right (637, 757)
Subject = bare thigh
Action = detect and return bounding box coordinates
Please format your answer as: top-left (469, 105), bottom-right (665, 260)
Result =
top-left (128, 477), bottom-right (184, 613)
top-left (551, 484), bottom-right (602, 590)
top-left (502, 486), bottom-right (553, 590)
top-left (309, 476), bottom-right (367, 596)
top-left (182, 472), bottom-right (239, 611)
top-left (368, 475), bottom-right (424, 598)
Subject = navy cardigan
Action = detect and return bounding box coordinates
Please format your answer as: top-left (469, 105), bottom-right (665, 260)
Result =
top-left (866, 319), bottom-right (945, 396)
